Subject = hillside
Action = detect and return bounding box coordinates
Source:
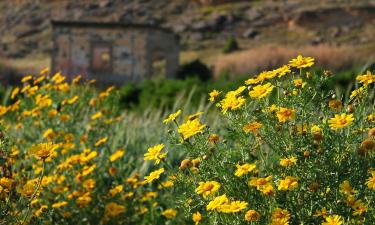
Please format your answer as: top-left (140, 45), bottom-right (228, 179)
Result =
top-left (0, 0), bottom-right (375, 74)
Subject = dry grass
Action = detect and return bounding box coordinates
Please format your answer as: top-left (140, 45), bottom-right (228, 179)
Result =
top-left (213, 44), bottom-right (375, 77)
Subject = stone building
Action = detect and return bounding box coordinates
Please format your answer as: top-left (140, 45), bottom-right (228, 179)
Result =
top-left (51, 21), bottom-right (179, 84)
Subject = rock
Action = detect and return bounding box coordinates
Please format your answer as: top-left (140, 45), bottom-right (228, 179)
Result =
top-left (172, 24), bottom-right (188, 33)
top-left (189, 32), bottom-right (204, 41)
top-left (245, 8), bottom-right (262, 21)
top-left (99, 0), bottom-right (112, 8)
top-left (242, 28), bottom-right (259, 38)
top-left (329, 27), bottom-right (340, 38)
top-left (311, 36), bottom-right (323, 45)
top-left (191, 21), bottom-right (209, 31)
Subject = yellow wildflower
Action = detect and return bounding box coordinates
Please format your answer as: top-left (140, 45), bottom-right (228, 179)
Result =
top-left (163, 109), bottom-right (181, 123)
top-left (161, 209), bottom-right (177, 219)
top-left (235, 163), bottom-right (256, 177)
top-left (30, 142), bottom-right (59, 159)
top-left (178, 118), bottom-right (206, 140)
top-left (195, 181), bottom-right (221, 198)
top-left (366, 171), bottom-right (375, 189)
top-left (328, 113), bottom-right (354, 130)
top-left (192, 211), bottom-right (202, 225)
top-left (245, 209), bottom-right (260, 222)
top-left (279, 156), bottom-right (297, 167)
top-left (109, 185), bottom-right (123, 197)
top-left (243, 121), bottom-right (262, 134)
top-left (276, 107), bottom-right (295, 123)
top-left (206, 194), bottom-right (229, 211)
top-left (322, 215), bottom-right (343, 225)
top-left (144, 144), bottom-right (167, 165)
top-left (110, 149), bottom-right (125, 162)
top-left (208, 90), bottom-right (220, 102)
top-left (52, 201), bottom-right (68, 208)
top-left (95, 137), bottom-right (108, 146)
top-left (356, 70), bottom-right (375, 86)
top-left (249, 82), bottom-right (274, 99)
top-left (289, 55), bottom-right (315, 69)
top-left (278, 176), bottom-right (298, 191)
top-left (104, 202), bottom-right (125, 218)
top-left (144, 168), bottom-right (164, 183)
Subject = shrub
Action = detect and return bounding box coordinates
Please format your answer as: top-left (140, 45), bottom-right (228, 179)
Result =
top-left (177, 59), bottom-right (212, 81)
top-left (222, 36), bottom-right (239, 54)
top-left (148, 55), bottom-right (375, 224)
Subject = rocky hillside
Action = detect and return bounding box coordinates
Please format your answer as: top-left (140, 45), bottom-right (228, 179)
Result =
top-left (0, 0), bottom-right (374, 59)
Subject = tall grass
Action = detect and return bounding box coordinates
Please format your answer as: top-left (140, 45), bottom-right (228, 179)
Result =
top-left (213, 44), bottom-right (375, 77)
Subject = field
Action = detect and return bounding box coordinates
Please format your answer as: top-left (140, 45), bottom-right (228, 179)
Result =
top-left (0, 55), bottom-right (374, 225)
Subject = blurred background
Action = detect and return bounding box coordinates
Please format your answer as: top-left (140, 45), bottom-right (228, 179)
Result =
top-left (0, 0), bottom-right (374, 111)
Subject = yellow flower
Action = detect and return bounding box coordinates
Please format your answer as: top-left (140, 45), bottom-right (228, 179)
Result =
top-left (144, 168), bottom-right (164, 183)
top-left (83, 179), bottom-right (95, 190)
top-left (339, 180), bottom-right (357, 196)
top-left (352, 199), bottom-right (368, 216)
top-left (0, 177), bottom-right (14, 190)
top-left (293, 79), bottom-right (306, 88)
top-left (76, 192), bottom-right (92, 207)
top-left (271, 208), bottom-right (291, 225)
top-left (243, 121), bottom-right (262, 134)
top-left (208, 90), bottom-right (220, 102)
top-left (328, 113), bottom-right (354, 130)
top-left (322, 215), bottom-right (343, 225)
top-left (109, 185), bottom-right (123, 197)
top-left (195, 181), bottom-right (221, 198)
top-left (249, 83), bottom-right (274, 99)
top-left (163, 109), bottom-right (181, 123)
top-left (20, 179), bottom-right (38, 197)
top-left (110, 149), bottom-right (125, 162)
top-left (104, 202), bottom-right (125, 218)
top-left (91, 111), bottom-right (103, 120)
top-left (218, 86), bottom-right (246, 113)
top-left (356, 70), bottom-right (375, 86)
top-left (35, 205), bottom-right (48, 217)
top-left (192, 212), bottom-right (202, 225)
top-left (244, 209), bottom-right (260, 222)
top-left (178, 118), bottom-right (206, 140)
top-left (81, 164), bottom-right (96, 177)
top-left (350, 86), bottom-right (365, 99)
top-left (161, 208), bottom-right (177, 219)
top-left (66, 95), bottom-right (79, 105)
top-left (29, 142), bottom-right (59, 159)
top-left (279, 156), bottom-right (297, 167)
top-left (52, 201), bottom-right (68, 208)
top-left (314, 207), bottom-right (328, 218)
top-left (275, 65), bottom-right (291, 78)
top-left (276, 107), bottom-right (295, 123)
top-left (206, 194), bottom-right (229, 211)
top-left (248, 176), bottom-right (274, 195)
top-left (144, 144), bottom-right (167, 165)
top-left (235, 163), bottom-right (256, 177)
top-left (219, 201), bottom-right (248, 213)
top-left (43, 128), bottom-right (56, 141)
top-left (366, 171), bottom-right (375, 189)
top-left (289, 55), bottom-right (315, 69)
top-left (95, 137), bottom-right (108, 146)
top-left (11, 87), bottom-right (19, 99)
top-left (278, 176), bottom-right (298, 191)
top-left (21, 75), bottom-right (33, 83)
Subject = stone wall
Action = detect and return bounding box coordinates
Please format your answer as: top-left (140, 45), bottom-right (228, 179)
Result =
top-left (51, 22), bottom-right (179, 85)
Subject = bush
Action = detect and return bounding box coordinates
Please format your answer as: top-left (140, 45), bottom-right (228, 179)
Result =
top-left (222, 36), bottom-right (239, 54)
top-left (177, 60), bottom-right (212, 81)
top-left (148, 56), bottom-right (375, 224)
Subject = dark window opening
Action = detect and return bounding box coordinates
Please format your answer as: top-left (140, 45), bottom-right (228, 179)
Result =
top-left (91, 43), bottom-right (112, 72)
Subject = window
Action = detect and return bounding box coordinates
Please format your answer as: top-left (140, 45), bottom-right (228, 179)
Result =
top-left (91, 43), bottom-right (112, 72)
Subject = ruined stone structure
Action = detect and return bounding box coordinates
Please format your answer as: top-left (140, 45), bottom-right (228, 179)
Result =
top-left (51, 21), bottom-right (179, 84)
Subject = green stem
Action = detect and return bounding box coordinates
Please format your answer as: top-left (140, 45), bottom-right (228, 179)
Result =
top-left (20, 160), bottom-right (45, 225)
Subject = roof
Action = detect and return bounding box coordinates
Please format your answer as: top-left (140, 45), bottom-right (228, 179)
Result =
top-left (51, 20), bottom-right (175, 34)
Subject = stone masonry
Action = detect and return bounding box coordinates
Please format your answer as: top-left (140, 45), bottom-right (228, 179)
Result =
top-left (51, 21), bottom-right (179, 84)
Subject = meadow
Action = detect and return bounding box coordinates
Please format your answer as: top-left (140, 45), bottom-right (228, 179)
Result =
top-left (0, 55), bottom-right (374, 225)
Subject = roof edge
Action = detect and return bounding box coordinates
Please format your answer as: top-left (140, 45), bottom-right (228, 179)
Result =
top-left (51, 20), bottom-right (174, 33)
